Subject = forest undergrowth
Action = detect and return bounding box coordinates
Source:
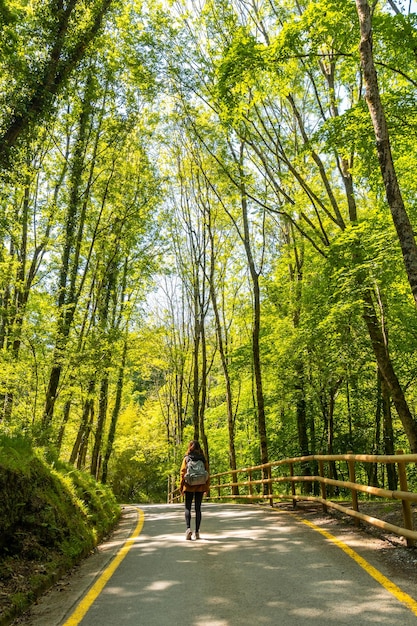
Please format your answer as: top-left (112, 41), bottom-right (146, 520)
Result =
top-left (0, 436), bottom-right (120, 626)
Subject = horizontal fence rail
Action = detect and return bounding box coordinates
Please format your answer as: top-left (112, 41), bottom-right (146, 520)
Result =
top-left (169, 451), bottom-right (417, 546)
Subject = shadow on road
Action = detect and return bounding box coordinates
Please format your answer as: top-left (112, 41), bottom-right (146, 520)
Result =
top-left (84, 503), bottom-right (417, 626)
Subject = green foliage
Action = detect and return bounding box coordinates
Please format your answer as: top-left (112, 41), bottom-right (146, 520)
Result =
top-left (0, 434), bottom-right (120, 622)
top-left (2, 0), bottom-right (417, 547)
top-left (0, 434), bottom-right (119, 561)
top-left (110, 448), bottom-right (168, 503)
top-left (215, 26), bottom-right (267, 115)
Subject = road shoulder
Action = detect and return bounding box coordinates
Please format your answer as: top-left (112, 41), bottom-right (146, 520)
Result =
top-left (11, 506), bottom-right (139, 626)
top-left (269, 502), bottom-right (417, 605)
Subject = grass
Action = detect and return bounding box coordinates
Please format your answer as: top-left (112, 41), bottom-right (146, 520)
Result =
top-left (0, 435), bottom-right (121, 626)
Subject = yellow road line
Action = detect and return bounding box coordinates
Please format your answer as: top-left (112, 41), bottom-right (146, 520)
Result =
top-left (298, 515), bottom-right (417, 617)
top-left (62, 507), bottom-right (145, 626)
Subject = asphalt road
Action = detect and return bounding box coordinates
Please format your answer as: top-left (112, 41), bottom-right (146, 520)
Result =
top-left (17, 503), bottom-right (417, 626)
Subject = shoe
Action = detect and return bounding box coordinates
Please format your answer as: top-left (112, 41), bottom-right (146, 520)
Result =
top-left (185, 528), bottom-right (192, 540)
top-left (194, 531), bottom-right (200, 540)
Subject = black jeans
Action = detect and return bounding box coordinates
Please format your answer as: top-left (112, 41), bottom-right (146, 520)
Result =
top-left (184, 491), bottom-right (204, 531)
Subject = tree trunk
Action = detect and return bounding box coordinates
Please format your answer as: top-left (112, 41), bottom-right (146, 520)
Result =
top-left (198, 310), bottom-right (209, 469)
top-left (101, 338), bottom-right (127, 484)
top-left (206, 204), bottom-right (238, 492)
top-left (42, 74), bottom-right (94, 433)
top-left (295, 360), bottom-right (311, 493)
top-left (1, 168), bottom-right (52, 421)
top-left (382, 375), bottom-right (397, 490)
top-left (356, 0), bottom-right (417, 306)
top-left (77, 401), bottom-right (94, 470)
top-left (70, 379), bottom-right (96, 465)
top-left (192, 281), bottom-right (201, 442)
top-left (91, 374), bottom-right (109, 479)
top-left (287, 224), bottom-right (311, 489)
top-left (208, 250), bottom-right (239, 495)
top-left (370, 370), bottom-right (382, 487)
top-left (239, 168), bottom-right (269, 475)
top-left (362, 289), bottom-right (417, 452)
top-left (90, 257), bottom-right (116, 478)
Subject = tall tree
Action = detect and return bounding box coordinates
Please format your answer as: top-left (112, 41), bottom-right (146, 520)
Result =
top-left (356, 0), bottom-right (417, 308)
top-left (42, 72), bottom-right (96, 434)
top-left (0, 0), bottom-right (114, 168)
top-left (206, 197), bottom-right (240, 492)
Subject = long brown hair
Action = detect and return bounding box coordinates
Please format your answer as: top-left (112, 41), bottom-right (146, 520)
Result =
top-left (186, 440), bottom-right (204, 455)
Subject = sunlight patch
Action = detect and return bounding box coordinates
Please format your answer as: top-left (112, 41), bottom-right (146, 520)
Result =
top-left (143, 580), bottom-right (180, 592)
top-left (195, 617), bottom-right (229, 626)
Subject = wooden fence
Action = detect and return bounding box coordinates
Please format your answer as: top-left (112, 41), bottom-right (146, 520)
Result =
top-left (169, 451), bottom-right (417, 547)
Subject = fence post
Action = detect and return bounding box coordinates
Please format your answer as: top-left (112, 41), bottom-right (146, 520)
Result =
top-left (396, 449), bottom-right (414, 547)
top-left (318, 459), bottom-right (327, 513)
top-left (217, 474), bottom-right (221, 499)
top-left (267, 464), bottom-right (273, 507)
top-left (231, 469), bottom-right (239, 497)
top-left (289, 462), bottom-right (296, 509)
top-left (347, 451), bottom-right (359, 527)
top-left (248, 469), bottom-right (253, 499)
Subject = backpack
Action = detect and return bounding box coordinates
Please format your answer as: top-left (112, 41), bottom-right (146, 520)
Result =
top-left (184, 456), bottom-right (208, 486)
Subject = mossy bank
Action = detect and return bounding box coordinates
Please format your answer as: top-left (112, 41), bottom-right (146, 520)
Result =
top-left (0, 435), bottom-right (120, 626)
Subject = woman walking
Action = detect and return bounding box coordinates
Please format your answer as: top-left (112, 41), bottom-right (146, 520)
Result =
top-left (180, 440), bottom-right (210, 540)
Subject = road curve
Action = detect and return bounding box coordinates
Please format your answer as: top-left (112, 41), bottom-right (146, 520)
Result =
top-left (19, 503), bottom-right (417, 625)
